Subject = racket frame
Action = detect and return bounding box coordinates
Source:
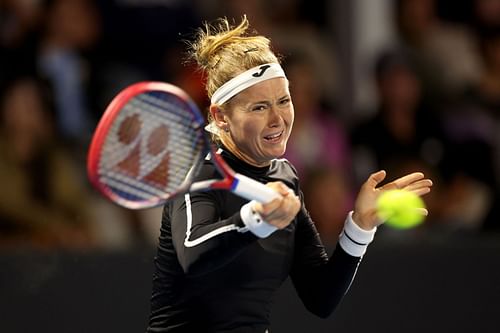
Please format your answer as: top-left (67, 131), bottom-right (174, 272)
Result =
top-left (88, 81), bottom-right (278, 209)
top-left (88, 82), bottom-right (207, 208)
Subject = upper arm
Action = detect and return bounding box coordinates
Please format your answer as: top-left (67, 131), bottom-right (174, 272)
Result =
top-left (168, 190), bottom-right (256, 277)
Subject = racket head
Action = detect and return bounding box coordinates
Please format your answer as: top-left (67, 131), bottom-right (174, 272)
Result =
top-left (87, 82), bottom-right (209, 209)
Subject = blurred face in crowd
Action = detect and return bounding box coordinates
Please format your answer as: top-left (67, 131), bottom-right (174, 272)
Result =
top-left (286, 61), bottom-right (321, 120)
top-left (46, 0), bottom-right (100, 48)
top-left (215, 77), bottom-right (294, 166)
top-left (1, 79), bottom-right (48, 137)
top-left (475, 0), bottom-right (500, 27)
top-left (0, 79), bottom-right (52, 161)
top-left (398, 0), bottom-right (435, 40)
top-left (378, 65), bottom-right (421, 112)
top-left (483, 35), bottom-right (500, 74)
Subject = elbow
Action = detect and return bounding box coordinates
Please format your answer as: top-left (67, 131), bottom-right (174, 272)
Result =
top-left (179, 260), bottom-right (194, 275)
top-left (177, 250), bottom-right (200, 277)
top-left (176, 244), bottom-right (210, 277)
top-left (302, 295), bottom-right (344, 319)
top-left (178, 254), bottom-right (215, 278)
top-left (306, 305), bottom-right (336, 319)
top-left (179, 258), bottom-right (204, 277)
top-left (316, 309), bottom-right (335, 319)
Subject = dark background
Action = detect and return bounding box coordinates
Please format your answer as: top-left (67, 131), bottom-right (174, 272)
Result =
top-left (2, 0), bottom-right (500, 332)
top-left (2, 230), bottom-right (499, 333)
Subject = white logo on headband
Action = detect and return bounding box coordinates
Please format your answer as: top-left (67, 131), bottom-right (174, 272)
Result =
top-left (210, 63), bottom-right (287, 105)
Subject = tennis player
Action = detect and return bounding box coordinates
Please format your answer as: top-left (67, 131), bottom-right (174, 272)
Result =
top-left (147, 17), bottom-right (432, 333)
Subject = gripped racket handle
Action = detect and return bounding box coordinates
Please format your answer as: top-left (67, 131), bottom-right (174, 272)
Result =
top-left (232, 173), bottom-right (281, 204)
top-left (233, 173), bottom-right (282, 237)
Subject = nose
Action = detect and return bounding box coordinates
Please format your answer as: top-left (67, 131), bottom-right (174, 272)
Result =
top-left (267, 104), bottom-right (283, 128)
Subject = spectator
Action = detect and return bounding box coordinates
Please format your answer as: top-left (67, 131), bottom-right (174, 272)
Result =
top-left (351, 50), bottom-right (449, 228)
top-left (37, 0), bottom-right (101, 148)
top-left (0, 77), bottom-right (94, 249)
top-left (472, 0), bottom-right (500, 32)
top-left (443, 25), bottom-right (500, 231)
top-left (283, 54), bottom-right (353, 245)
top-left (395, 0), bottom-right (482, 101)
top-left (0, 0), bottom-right (44, 87)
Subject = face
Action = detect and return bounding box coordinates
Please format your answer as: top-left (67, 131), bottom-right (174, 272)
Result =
top-left (379, 66), bottom-right (421, 112)
top-left (217, 77), bottom-right (294, 166)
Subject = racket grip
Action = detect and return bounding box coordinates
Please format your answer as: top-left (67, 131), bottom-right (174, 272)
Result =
top-left (233, 173), bottom-right (280, 203)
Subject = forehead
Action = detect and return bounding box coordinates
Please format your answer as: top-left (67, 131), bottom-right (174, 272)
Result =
top-left (233, 77), bottom-right (289, 102)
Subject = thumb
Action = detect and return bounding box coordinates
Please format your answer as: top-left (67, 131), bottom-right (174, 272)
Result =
top-left (365, 170), bottom-right (387, 189)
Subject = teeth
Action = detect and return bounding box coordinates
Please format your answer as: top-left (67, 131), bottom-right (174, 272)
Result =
top-left (266, 132), bottom-right (282, 139)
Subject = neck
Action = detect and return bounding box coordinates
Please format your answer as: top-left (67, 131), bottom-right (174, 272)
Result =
top-left (219, 135), bottom-right (271, 168)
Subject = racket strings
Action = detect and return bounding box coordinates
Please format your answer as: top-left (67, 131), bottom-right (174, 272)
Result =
top-left (98, 92), bottom-right (205, 203)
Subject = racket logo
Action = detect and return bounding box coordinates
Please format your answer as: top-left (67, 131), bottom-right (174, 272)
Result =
top-left (252, 65), bottom-right (271, 77)
top-left (113, 113), bottom-right (171, 188)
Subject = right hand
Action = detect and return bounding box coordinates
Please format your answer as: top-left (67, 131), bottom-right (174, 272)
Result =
top-left (252, 181), bottom-right (300, 229)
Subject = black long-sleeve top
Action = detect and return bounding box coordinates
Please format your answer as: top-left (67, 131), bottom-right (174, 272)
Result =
top-left (147, 148), bottom-right (367, 333)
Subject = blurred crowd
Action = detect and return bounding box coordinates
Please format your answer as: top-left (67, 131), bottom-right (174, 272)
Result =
top-left (1, 0), bottom-right (499, 251)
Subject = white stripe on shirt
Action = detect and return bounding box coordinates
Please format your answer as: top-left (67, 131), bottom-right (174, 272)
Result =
top-left (183, 193), bottom-right (247, 248)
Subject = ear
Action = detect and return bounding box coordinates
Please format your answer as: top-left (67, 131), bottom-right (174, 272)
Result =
top-left (209, 104), bottom-right (228, 129)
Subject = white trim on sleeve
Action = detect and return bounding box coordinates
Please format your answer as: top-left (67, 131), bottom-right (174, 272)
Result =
top-left (183, 193), bottom-right (247, 248)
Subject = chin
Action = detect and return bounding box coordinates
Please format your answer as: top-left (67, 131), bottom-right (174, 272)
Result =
top-left (268, 146), bottom-right (287, 159)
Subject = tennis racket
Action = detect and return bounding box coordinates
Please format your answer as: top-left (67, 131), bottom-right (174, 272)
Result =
top-left (87, 81), bottom-right (279, 209)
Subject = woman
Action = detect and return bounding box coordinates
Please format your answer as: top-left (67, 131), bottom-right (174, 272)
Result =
top-left (147, 17), bottom-right (432, 332)
top-left (0, 77), bottom-right (93, 248)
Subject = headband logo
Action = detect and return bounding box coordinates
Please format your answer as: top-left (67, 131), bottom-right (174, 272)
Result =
top-left (211, 63), bottom-right (285, 105)
top-left (252, 65), bottom-right (271, 77)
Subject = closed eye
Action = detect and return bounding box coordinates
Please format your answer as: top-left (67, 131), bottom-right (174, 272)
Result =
top-left (278, 97), bottom-right (291, 106)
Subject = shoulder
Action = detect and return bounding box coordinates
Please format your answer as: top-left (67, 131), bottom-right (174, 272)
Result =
top-left (269, 158), bottom-right (300, 190)
top-left (192, 153), bottom-right (219, 182)
top-left (272, 157), bottom-right (298, 174)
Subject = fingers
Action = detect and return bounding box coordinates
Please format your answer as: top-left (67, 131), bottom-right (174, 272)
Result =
top-left (265, 181), bottom-right (293, 197)
top-left (409, 180), bottom-right (432, 194)
top-left (377, 172), bottom-right (432, 204)
top-left (265, 196), bottom-right (300, 229)
top-left (405, 179), bottom-right (433, 191)
top-left (364, 170), bottom-right (387, 189)
top-left (255, 182), bottom-right (300, 229)
top-left (382, 172), bottom-right (425, 191)
top-left (416, 207), bottom-right (428, 216)
top-left (404, 178), bottom-right (433, 196)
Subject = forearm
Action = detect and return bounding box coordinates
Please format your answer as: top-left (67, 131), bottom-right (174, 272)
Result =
top-left (291, 212), bottom-right (377, 317)
top-left (291, 244), bottom-right (361, 318)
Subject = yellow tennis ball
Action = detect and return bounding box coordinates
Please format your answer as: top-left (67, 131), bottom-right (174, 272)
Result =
top-left (376, 189), bottom-right (426, 229)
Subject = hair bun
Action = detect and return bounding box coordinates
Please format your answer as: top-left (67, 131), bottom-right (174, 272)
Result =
top-left (186, 15), bottom-right (279, 99)
top-left (190, 16), bottom-right (250, 71)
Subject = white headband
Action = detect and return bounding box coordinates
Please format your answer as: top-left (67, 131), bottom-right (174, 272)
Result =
top-left (210, 63), bottom-right (286, 105)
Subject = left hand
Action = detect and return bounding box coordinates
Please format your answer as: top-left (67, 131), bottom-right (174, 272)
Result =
top-left (352, 170), bottom-right (433, 230)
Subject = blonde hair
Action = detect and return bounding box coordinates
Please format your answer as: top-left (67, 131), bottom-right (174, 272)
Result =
top-left (188, 16), bottom-right (280, 101)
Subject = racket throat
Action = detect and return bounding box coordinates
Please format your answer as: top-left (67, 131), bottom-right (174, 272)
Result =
top-left (189, 177), bottom-right (236, 192)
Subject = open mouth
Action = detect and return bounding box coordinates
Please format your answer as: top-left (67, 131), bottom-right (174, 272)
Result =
top-left (263, 130), bottom-right (284, 143)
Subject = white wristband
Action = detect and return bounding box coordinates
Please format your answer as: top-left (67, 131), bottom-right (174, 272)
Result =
top-left (240, 201), bottom-right (278, 238)
top-left (338, 211), bottom-right (377, 257)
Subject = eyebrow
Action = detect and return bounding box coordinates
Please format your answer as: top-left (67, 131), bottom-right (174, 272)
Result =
top-left (251, 94), bottom-right (290, 105)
